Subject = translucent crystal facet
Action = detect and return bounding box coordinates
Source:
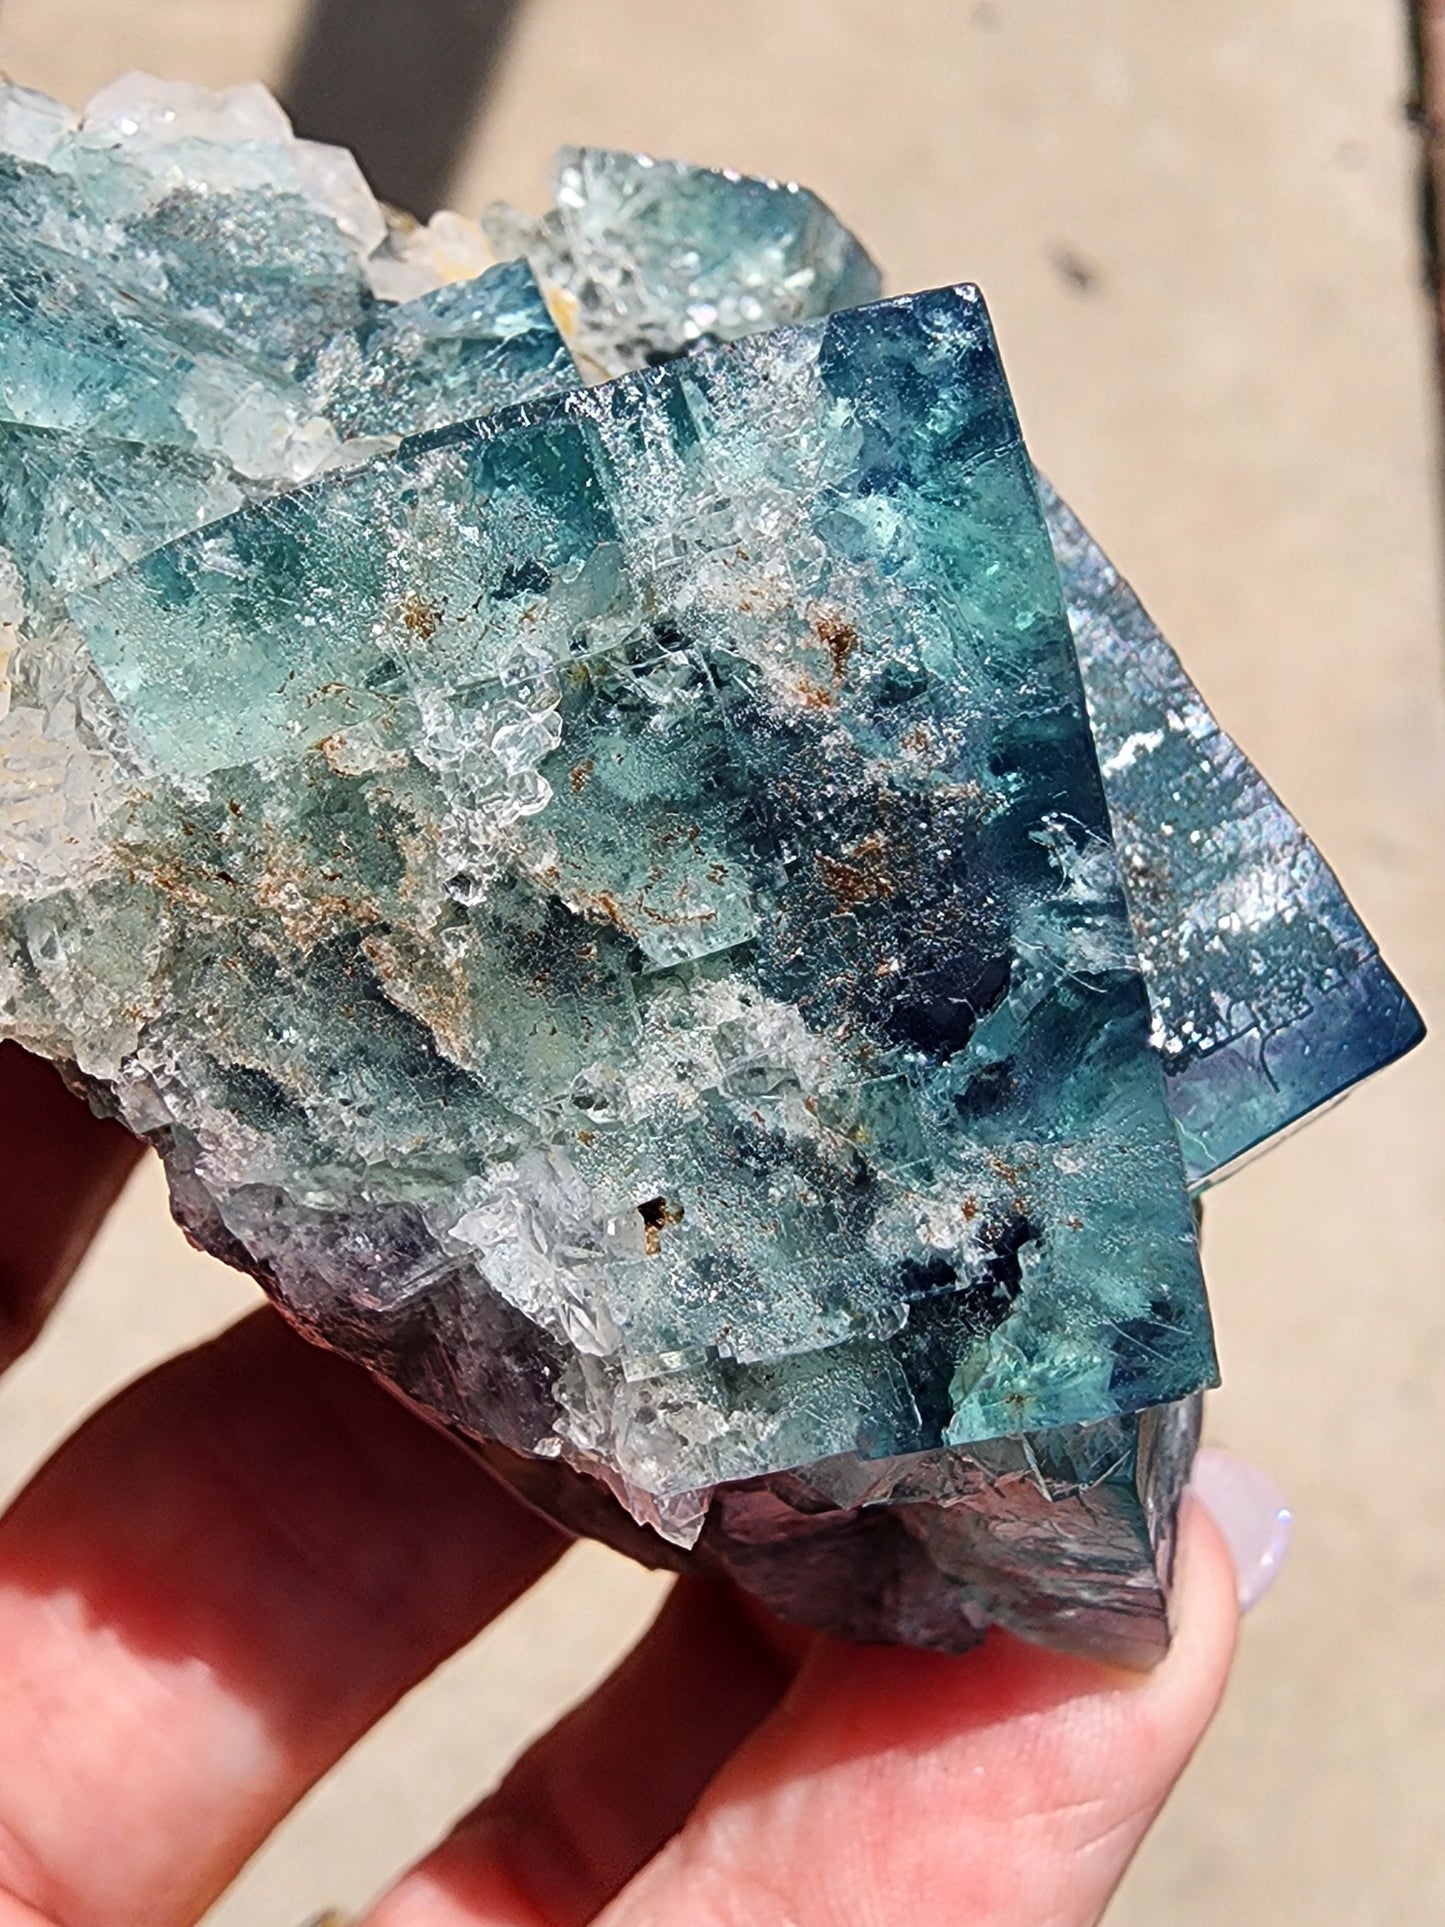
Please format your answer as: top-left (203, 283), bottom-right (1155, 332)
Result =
top-left (1044, 482), bottom-right (1424, 1183)
top-left (506, 146), bottom-right (1423, 1190)
top-left (486, 146), bottom-right (882, 376)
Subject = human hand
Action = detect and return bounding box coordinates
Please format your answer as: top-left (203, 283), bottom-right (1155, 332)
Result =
top-left (0, 1050), bottom-right (1259, 1927)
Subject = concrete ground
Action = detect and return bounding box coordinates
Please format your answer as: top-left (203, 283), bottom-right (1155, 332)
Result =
top-left (0, 3), bottom-right (1441, 1920)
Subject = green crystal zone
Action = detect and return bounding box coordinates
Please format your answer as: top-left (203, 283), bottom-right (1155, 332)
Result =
top-left (0, 82), bottom-right (577, 909)
top-left (0, 79), bottom-right (574, 493)
top-left (72, 288), bottom-right (1215, 1493)
top-left (0, 245), bottom-right (574, 621)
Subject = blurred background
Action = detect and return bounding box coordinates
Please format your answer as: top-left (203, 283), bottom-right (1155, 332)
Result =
top-left (0, 2), bottom-right (1442, 1920)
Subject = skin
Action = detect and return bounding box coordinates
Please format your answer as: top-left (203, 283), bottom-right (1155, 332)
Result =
top-left (0, 1051), bottom-right (1239, 1927)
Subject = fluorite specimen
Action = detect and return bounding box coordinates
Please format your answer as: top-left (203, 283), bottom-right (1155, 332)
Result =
top-left (0, 77), bottom-right (1421, 1665)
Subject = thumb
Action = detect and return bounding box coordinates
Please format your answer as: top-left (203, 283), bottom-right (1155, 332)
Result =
top-left (598, 1473), bottom-right (1258, 1927)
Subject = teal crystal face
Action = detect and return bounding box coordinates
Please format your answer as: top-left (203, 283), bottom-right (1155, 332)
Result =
top-left (72, 288), bottom-right (1216, 1491)
top-left (0, 76), bottom-right (1418, 1663)
top-left (307, 256), bottom-right (580, 442)
top-left (0, 79), bottom-right (576, 488)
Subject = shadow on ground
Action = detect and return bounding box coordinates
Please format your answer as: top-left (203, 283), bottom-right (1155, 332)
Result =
top-left (278, 0), bottom-right (523, 215)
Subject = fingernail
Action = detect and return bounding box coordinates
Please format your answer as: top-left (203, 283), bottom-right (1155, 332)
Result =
top-left (1189, 1445), bottom-right (1293, 1612)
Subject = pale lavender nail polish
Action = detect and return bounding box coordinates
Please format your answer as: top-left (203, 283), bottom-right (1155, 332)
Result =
top-left (1190, 1446), bottom-right (1293, 1612)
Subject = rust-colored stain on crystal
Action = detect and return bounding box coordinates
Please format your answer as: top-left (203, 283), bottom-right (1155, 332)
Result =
top-left (815, 609), bottom-right (860, 683)
top-left (637, 1194), bottom-right (685, 1255)
top-left (400, 593), bottom-right (442, 641)
top-left (816, 832), bottom-right (897, 908)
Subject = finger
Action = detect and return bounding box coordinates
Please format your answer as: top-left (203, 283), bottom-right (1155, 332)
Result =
top-left (0, 1309), bottom-right (567, 1927)
top-left (361, 1579), bottom-right (803, 1927)
top-left (0, 1043), bottom-right (139, 1369)
top-left (0, 1896), bottom-right (51, 1927)
top-left (592, 1499), bottom-right (1239, 1927)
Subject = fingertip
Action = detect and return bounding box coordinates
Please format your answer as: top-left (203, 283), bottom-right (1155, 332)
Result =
top-left (1189, 1445), bottom-right (1293, 1613)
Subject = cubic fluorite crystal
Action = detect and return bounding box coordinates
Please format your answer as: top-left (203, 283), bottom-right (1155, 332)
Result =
top-left (0, 76), bottom-right (1421, 1665)
top-left (77, 285), bottom-right (1220, 1483)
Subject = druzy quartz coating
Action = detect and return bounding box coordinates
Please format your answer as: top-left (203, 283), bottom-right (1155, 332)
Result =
top-left (0, 77), bottom-right (1421, 1666)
